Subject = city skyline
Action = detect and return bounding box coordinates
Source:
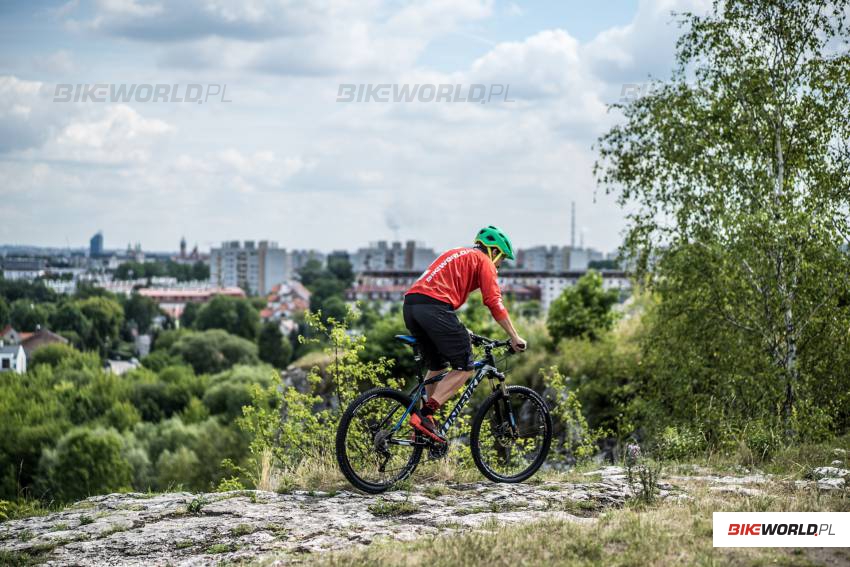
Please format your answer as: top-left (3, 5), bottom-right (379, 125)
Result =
top-left (0, 231), bottom-right (619, 256)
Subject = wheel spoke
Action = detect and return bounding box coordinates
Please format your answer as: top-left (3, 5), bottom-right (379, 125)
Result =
top-left (339, 390), bottom-right (421, 491)
top-left (473, 388), bottom-right (550, 481)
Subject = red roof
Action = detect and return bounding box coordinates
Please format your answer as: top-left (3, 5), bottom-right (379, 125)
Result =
top-left (139, 287), bottom-right (246, 301)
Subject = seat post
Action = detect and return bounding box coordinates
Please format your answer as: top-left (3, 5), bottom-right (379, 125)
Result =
top-left (413, 345), bottom-right (425, 384)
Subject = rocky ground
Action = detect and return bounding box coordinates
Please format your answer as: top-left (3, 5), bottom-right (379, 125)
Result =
top-left (0, 464), bottom-right (846, 566)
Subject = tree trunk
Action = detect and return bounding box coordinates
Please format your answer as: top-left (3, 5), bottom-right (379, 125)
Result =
top-left (782, 304), bottom-right (798, 441)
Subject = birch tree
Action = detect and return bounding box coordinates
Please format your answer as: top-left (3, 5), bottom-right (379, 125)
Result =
top-left (596, 0), bottom-right (850, 440)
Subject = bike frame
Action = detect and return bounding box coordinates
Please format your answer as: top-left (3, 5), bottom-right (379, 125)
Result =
top-left (387, 346), bottom-right (514, 445)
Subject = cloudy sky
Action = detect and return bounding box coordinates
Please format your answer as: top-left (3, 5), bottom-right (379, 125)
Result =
top-left (0, 0), bottom-right (709, 254)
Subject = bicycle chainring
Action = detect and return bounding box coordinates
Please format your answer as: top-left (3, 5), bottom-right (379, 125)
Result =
top-left (428, 441), bottom-right (449, 460)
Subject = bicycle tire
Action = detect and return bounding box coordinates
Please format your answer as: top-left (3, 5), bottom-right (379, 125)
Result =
top-left (470, 385), bottom-right (552, 483)
top-left (336, 387), bottom-right (423, 493)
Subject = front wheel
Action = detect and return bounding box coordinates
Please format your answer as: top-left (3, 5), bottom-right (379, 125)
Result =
top-left (470, 385), bottom-right (552, 483)
top-left (336, 387), bottom-right (423, 493)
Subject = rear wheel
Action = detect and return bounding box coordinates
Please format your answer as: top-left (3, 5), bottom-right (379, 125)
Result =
top-left (336, 387), bottom-right (423, 493)
top-left (470, 385), bottom-right (552, 483)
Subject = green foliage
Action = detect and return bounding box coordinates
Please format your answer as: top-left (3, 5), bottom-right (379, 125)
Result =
top-left (186, 495), bottom-right (208, 514)
top-left (542, 367), bottom-right (604, 462)
top-left (29, 343), bottom-right (100, 371)
top-left (360, 309), bottom-right (418, 379)
top-left (547, 271), bottom-right (619, 342)
top-left (203, 365), bottom-right (274, 421)
top-left (257, 322), bottom-right (292, 369)
top-left (9, 300), bottom-right (50, 332)
top-left (0, 279), bottom-right (56, 303)
top-left (78, 297), bottom-right (124, 354)
top-left (195, 295), bottom-right (260, 340)
top-left (240, 310), bottom-right (397, 480)
top-left (656, 426), bottom-right (707, 461)
top-left (596, 0), bottom-right (850, 441)
top-left (37, 427), bottom-right (132, 502)
top-left (128, 366), bottom-right (204, 422)
top-left (0, 296), bottom-right (9, 327)
top-left (298, 259), bottom-right (353, 322)
top-left (168, 329), bottom-right (259, 374)
top-left (122, 293), bottom-right (161, 334)
top-left (50, 303), bottom-right (91, 347)
top-left (179, 302), bottom-right (199, 329)
top-left (623, 444), bottom-right (662, 504)
top-left (326, 257), bottom-right (354, 287)
top-left (554, 304), bottom-right (645, 435)
top-left (296, 259), bottom-right (326, 288)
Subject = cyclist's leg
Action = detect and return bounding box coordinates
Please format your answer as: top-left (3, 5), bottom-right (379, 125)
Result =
top-left (429, 369), bottom-right (473, 405)
top-left (424, 369), bottom-right (448, 398)
top-left (414, 304), bottom-right (474, 406)
top-left (403, 302), bottom-right (449, 396)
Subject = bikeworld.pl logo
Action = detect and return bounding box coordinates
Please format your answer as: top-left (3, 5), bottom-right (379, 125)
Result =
top-left (714, 512), bottom-right (848, 547)
top-left (54, 83), bottom-right (232, 104)
top-left (727, 523), bottom-right (836, 536)
top-left (336, 83), bottom-right (514, 104)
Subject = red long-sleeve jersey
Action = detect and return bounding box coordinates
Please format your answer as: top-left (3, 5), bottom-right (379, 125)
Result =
top-left (406, 247), bottom-right (509, 321)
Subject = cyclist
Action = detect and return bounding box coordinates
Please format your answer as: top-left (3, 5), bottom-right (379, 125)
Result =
top-left (403, 225), bottom-right (527, 445)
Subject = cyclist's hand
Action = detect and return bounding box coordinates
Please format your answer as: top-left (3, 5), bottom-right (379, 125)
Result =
top-left (510, 336), bottom-right (527, 353)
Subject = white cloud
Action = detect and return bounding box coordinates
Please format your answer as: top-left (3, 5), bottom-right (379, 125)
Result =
top-left (583, 0), bottom-right (711, 84)
top-left (31, 50), bottom-right (77, 74)
top-left (0, 76), bottom-right (70, 153)
top-left (45, 104), bottom-right (173, 165)
top-left (6, 0), bottom-right (722, 252)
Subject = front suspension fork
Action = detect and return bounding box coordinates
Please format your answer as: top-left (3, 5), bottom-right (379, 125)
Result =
top-left (490, 372), bottom-right (518, 437)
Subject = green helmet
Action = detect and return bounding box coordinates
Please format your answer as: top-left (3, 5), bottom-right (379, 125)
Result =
top-left (474, 225), bottom-right (515, 260)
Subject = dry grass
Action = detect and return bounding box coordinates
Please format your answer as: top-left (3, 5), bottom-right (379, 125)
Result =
top-left (273, 454), bottom-right (349, 494)
top-left (313, 480), bottom-right (850, 567)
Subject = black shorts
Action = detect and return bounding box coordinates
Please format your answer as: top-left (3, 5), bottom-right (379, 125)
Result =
top-left (403, 294), bottom-right (473, 371)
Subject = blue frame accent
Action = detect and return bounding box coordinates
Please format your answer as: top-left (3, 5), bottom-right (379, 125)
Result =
top-left (393, 387), bottom-right (423, 432)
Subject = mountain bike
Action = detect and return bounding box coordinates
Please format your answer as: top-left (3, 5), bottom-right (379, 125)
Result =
top-left (335, 332), bottom-right (553, 493)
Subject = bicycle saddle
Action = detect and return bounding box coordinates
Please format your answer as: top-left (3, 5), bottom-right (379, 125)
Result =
top-left (394, 334), bottom-right (418, 345)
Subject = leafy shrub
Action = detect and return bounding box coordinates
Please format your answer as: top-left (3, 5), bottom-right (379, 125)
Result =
top-left (195, 295), bottom-right (260, 340)
top-left (29, 343), bottom-right (100, 371)
top-left (543, 367), bottom-right (606, 462)
top-left (169, 330), bottom-right (259, 374)
top-left (240, 310), bottom-right (396, 484)
top-left (203, 365), bottom-right (275, 421)
top-left (656, 426), bottom-right (706, 461)
top-left (37, 427), bottom-right (133, 502)
top-left (547, 271), bottom-right (619, 342)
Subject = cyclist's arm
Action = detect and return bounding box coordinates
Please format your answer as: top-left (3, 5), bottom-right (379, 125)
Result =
top-left (497, 315), bottom-right (526, 351)
top-left (479, 259), bottom-right (509, 321)
top-left (478, 257), bottom-right (526, 351)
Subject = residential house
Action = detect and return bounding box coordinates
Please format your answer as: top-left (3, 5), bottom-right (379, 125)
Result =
top-left (20, 328), bottom-right (70, 357)
top-left (0, 343), bottom-right (26, 374)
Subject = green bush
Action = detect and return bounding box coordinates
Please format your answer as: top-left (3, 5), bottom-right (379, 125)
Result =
top-left (169, 329), bottom-right (259, 374)
top-left (37, 427), bottom-right (133, 502)
top-left (547, 271), bottom-right (619, 342)
top-left (195, 295), bottom-right (260, 340)
top-left (203, 365), bottom-right (275, 421)
top-left (657, 426), bottom-right (707, 461)
top-left (29, 343), bottom-right (100, 371)
top-left (542, 367), bottom-right (605, 462)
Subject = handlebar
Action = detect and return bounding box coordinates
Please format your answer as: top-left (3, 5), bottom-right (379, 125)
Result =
top-left (468, 332), bottom-right (523, 353)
